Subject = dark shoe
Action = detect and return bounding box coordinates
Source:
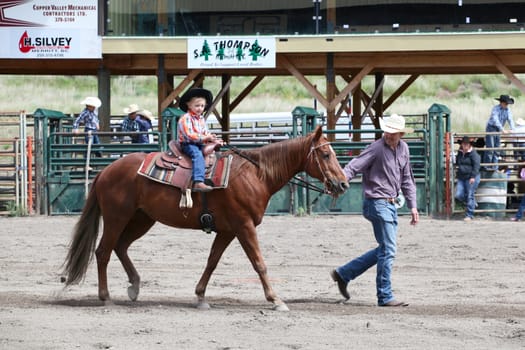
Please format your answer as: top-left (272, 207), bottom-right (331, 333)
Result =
top-left (330, 269), bottom-right (350, 300)
top-left (380, 300), bottom-right (409, 307)
top-left (192, 182), bottom-right (213, 192)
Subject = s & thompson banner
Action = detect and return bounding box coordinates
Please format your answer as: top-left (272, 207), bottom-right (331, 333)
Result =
top-left (0, 0), bottom-right (101, 59)
top-left (187, 37), bottom-right (276, 69)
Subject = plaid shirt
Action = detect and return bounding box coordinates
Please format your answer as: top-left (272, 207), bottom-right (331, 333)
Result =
top-left (73, 108), bottom-right (99, 130)
top-left (177, 112), bottom-right (209, 144)
top-left (122, 116), bottom-right (152, 143)
top-left (486, 104), bottom-right (515, 132)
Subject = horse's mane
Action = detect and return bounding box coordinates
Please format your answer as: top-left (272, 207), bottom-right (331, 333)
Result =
top-left (241, 136), bottom-right (310, 184)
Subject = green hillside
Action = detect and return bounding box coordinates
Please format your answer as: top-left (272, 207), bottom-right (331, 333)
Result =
top-left (1, 74), bottom-right (523, 132)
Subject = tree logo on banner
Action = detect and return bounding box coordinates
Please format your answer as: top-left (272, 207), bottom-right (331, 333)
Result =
top-left (200, 40), bottom-right (212, 61)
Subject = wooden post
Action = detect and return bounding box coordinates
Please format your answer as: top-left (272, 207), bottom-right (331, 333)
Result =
top-left (97, 65), bottom-right (110, 134)
top-left (326, 53), bottom-right (336, 141)
top-left (157, 54), bottom-right (170, 132)
top-left (352, 82), bottom-right (362, 143)
top-left (221, 74), bottom-right (231, 144)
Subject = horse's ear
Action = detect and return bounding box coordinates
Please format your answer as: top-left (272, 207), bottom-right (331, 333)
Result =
top-left (312, 125), bottom-right (323, 141)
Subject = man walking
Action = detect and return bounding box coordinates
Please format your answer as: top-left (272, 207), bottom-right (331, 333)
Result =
top-left (331, 114), bottom-right (419, 307)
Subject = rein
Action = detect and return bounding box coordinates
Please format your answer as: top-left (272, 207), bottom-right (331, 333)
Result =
top-left (223, 140), bottom-right (333, 195)
top-left (225, 145), bottom-right (260, 168)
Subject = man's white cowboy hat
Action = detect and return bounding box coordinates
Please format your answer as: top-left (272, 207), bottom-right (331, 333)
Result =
top-left (379, 114), bottom-right (414, 134)
top-left (123, 104), bottom-right (141, 114)
top-left (80, 96), bottom-right (102, 108)
top-left (137, 109), bottom-right (154, 121)
top-left (516, 117), bottom-right (525, 126)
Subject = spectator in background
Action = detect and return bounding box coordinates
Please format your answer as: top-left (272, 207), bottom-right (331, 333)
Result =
top-left (73, 96), bottom-right (102, 157)
top-left (512, 118), bottom-right (525, 162)
top-left (455, 136), bottom-right (481, 222)
top-left (510, 165), bottom-right (525, 222)
top-left (484, 94), bottom-right (515, 171)
top-left (137, 109), bottom-right (155, 143)
top-left (122, 104), bottom-right (151, 144)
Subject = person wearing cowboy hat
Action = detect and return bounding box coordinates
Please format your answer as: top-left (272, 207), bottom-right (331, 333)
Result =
top-left (73, 96), bottom-right (103, 157)
top-left (121, 104), bottom-right (152, 144)
top-left (177, 88), bottom-right (222, 192)
top-left (455, 136), bottom-right (481, 221)
top-left (137, 109), bottom-right (155, 143)
top-left (484, 94), bottom-right (516, 171)
top-left (330, 114), bottom-right (419, 307)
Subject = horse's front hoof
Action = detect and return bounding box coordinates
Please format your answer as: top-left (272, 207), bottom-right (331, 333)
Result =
top-left (273, 303), bottom-right (289, 312)
top-left (127, 285), bottom-right (139, 301)
top-left (196, 301), bottom-right (211, 310)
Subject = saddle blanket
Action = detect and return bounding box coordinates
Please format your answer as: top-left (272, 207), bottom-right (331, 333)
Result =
top-left (137, 152), bottom-right (232, 189)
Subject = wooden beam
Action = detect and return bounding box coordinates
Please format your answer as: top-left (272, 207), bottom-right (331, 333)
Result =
top-left (493, 53), bottom-right (525, 94)
top-left (205, 76), bottom-right (232, 121)
top-left (329, 61), bottom-right (376, 110)
top-left (383, 74), bottom-right (419, 110)
top-left (230, 75), bottom-right (265, 112)
top-left (278, 55), bottom-right (329, 108)
top-left (160, 70), bottom-right (202, 111)
top-left (352, 83), bottom-right (362, 144)
top-left (361, 76), bottom-right (384, 123)
top-left (221, 74), bottom-right (231, 141)
top-left (372, 73), bottom-right (385, 125)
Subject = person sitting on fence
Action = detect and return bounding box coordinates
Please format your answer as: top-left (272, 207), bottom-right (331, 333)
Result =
top-left (177, 88), bottom-right (222, 192)
top-left (121, 104), bottom-right (152, 144)
top-left (73, 96), bottom-right (102, 157)
top-left (512, 118), bottom-right (525, 162)
top-left (510, 166), bottom-right (525, 221)
top-left (483, 94), bottom-right (516, 171)
top-left (455, 135), bottom-right (481, 221)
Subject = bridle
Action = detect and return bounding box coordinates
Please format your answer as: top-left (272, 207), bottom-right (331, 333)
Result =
top-left (291, 140), bottom-right (336, 195)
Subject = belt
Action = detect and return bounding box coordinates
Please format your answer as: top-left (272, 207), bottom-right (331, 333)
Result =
top-left (368, 197), bottom-right (396, 204)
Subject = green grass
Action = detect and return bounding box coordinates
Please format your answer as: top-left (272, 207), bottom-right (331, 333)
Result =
top-left (1, 73), bottom-right (523, 133)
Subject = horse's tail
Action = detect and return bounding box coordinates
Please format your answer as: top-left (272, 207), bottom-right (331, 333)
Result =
top-left (61, 173), bottom-right (102, 286)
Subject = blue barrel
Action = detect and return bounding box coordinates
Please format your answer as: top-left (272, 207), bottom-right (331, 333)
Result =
top-left (476, 170), bottom-right (507, 218)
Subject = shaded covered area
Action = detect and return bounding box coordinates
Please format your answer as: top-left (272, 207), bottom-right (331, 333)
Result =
top-left (2, 32), bottom-right (525, 141)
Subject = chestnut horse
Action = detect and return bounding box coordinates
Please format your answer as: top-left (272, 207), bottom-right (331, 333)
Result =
top-left (62, 126), bottom-right (348, 311)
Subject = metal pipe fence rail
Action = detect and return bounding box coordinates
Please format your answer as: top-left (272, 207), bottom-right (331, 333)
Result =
top-left (24, 108), bottom-right (437, 216)
top-left (0, 111), bottom-right (30, 216)
top-left (446, 132), bottom-right (525, 219)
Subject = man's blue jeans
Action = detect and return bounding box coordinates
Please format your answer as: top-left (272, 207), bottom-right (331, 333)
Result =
top-left (515, 195), bottom-right (525, 220)
top-left (336, 198), bottom-right (398, 305)
top-left (484, 127), bottom-right (500, 170)
top-left (455, 175), bottom-right (480, 218)
top-left (84, 128), bottom-right (102, 157)
top-left (181, 143), bottom-right (205, 182)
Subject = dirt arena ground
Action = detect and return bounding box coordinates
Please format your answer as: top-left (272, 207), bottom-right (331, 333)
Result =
top-left (0, 215), bottom-right (524, 349)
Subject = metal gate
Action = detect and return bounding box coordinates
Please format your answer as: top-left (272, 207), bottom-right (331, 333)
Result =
top-left (0, 111), bottom-right (31, 216)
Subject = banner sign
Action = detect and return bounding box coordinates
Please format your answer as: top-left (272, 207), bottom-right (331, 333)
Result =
top-left (187, 37), bottom-right (276, 69)
top-left (0, 0), bottom-right (101, 59)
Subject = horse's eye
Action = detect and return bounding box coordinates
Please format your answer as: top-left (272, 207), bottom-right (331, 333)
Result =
top-left (322, 152), bottom-right (330, 160)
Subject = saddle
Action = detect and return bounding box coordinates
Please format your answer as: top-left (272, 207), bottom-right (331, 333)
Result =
top-left (137, 140), bottom-right (232, 210)
top-left (156, 140), bottom-right (221, 170)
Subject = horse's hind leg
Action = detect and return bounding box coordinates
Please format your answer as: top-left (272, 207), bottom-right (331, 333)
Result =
top-left (195, 231), bottom-right (236, 309)
top-left (96, 220), bottom-right (126, 302)
top-left (114, 210), bottom-right (155, 301)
